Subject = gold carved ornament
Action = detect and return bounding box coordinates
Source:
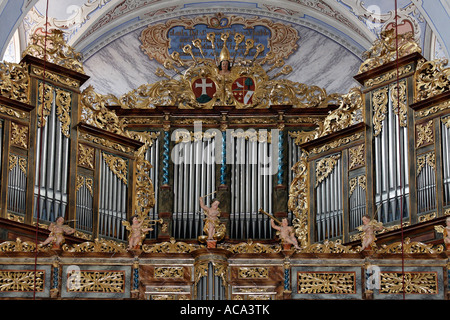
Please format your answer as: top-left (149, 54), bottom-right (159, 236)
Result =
top-left (389, 80), bottom-right (407, 127)
top-left (238, 267), bottom-right (269, 279)
top-left (288, 153), bottom-right (309, 249)
top-left (129, 131), bottom-right (158, 227)
top-left (154, 267), bottom-right (184, 279)
top-left (358, 29), bottom-right (421, 74)
top-left (77, 143), bottom-right (95, 170)
top-left (315, 154), bottom-right (341, 187)
top-left (126, 22), bottom-right (343, 109)
top-left (416, 152), bottom-right (435, 176)
top-left (224, 239), bottom-right (280, 254)
top-left (80, 85), bottom-right (126, 135)
top-left (142, 237), bottom-right (197, 253)
top-left (379, 272), bottom-right (438, 294)
top-left (139, 14), bottom-right (299, 65)
top-left (372, 86), bottom-right (389, 137)
top-left (0, 270), bottom-right (45, 292)
top-left (62, 238), bottom-right (127, 253)
top-left (376, 237), bottom-right (443, 254)
top-left (416, 120), bottom-right (434, 148)
top-left (194, 260), bottom-right (228, 291)
top-left (319, 87), bottom-right (364, 137)
top-left (37, 82), bottom-right (53, 129)
top-left (415, 58), bottom-right (450, 102)
top-left (10, 122), bottom-right (29, 149)
top-left (9, 154), bottom-right (27, 175)
top-left (372, 80), bottom-right (408, 138)
top-left (0, 61), bottom-right (29, 103)
top-left (297, 272), bottom-right (356, 294)
top-left (76, 175), bottom-right (93, 196)
top-left (23, 29), bottom-right (85, 74)
top-left (301, 239), bottom-right (355, 254)
top-left (349, 175), bottom-right (366, 196)
top-left (66, 270), bottom-right (125, 293)
top-left (38, 83), bottom-right (72, 138)
top-left (101, 152), bottom-right (128, 185)
top-left (0, 237), bottom-right (43, 253)
top-left (348, 144), bottom-right (365, 170)
top-left (442, 116), bottom-right (450, 129)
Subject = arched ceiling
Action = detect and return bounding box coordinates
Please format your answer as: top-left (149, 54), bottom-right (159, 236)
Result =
top-left (1, 0), bottom-right (449, 97)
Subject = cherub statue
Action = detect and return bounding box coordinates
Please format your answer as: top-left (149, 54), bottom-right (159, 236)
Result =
top-left (198, 196), bottom-right (225, 244)
top-left (434, 217), bottom-right (450, 250)
top-left (123, 215), bottom-right (161, 250)
top-left (358, 215), bottom-right (384, 251)
top-left (39, 216), bottom-right (75, 249)
top-left (270, 218), bottom-right (300, 250)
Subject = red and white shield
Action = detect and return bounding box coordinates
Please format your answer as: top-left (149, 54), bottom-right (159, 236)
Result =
top-left (192, 78), bottom-right (216, 103)
top-left (232, 77), bottom-right (255, 105)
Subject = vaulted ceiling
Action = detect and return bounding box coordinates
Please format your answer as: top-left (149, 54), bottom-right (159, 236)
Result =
top-left (1, 0), bottom-right (449, 97)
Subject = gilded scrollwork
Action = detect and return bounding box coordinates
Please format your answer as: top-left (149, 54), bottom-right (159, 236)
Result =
top-left (288, 129), bottom-right (319, 146)
top-left (416, 152), bottom-right (435, 176)
top-left (142, 237), bottom-right (198, 253)
top-left (380, 272), bottom-right (438, 294)
top-left (319, 87), bottom-right (363, 137)
top-left (140, 14), bottom-right (299, 65)
top-left (0, 238), bottom-right (44, 253)
top-left (389, 80), bottom-right (407, 127)
top-left (348, 144), bottom-right (365, 170)
top-left (364, 64), bottom-right (412, 88)
top-left (315, 154), bottom-right (341, 187)
top-left (376, 237), bottom-right (443, 254)
top-left (62, 238), bottom-right (127, 253)
top-left (310, 133), bottom-right (363, 155)
top-left (55, 88), bottom-right (72, 138)
top-left (38, 82), bottom-right (54, 129)
top-left (301, 239), bottom-right (355, 254)
top-left (10, 122), bottom-right (29, 149)
top-left (173, 130), bottom-right (217, 144)
top-left (0, 61), bottom-right (29, 103)
top-left (78, 143), bottom-right (95, 169)
top-left (349, 175), bottom-right (366, 196)
top-left (372, 86), bottom-right (389, 137)
top-left (0, 270), bottom-right (45, 292)
top-left (38, 83), bottom-right (72, 137)
top-left (0, 104), bottom-right (27, 120)
top-left (225, 239), bottom-right (281, 254)
top-left (297, 272), bottom-right (356, 294)
top-left (238, 267), bottom-right (269, 279)
top-left (416, 100), bottom-right (450, 119)
top-left (9, 154), bottom-right (27, 175)
top-left (415, 120), bottom-right (434, 148)
top-left (415, 58), bottom-right (450, 102)
top-left (288, 153), bottom-right (309, 249)
top-left (76, 175), bottom-right (93, 196)
top-left (101, 153), bottom-right (128, 185)
top-left (442, 116), bottom-right (450, 128)
top-left (66, 270), bottom-right (125, 293)
top-left (154, 267), bottom-right (184, 279)
top-left (79, 133), bottom-right (133, 154)
top-left (31, 66), bottom-right (79, 88)
top-left (23, 29), bottom-right (85, 74)
top-left (358, 29), bottom-right (421, 74)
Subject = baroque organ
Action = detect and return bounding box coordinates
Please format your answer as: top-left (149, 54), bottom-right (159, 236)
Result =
top-left (0, 22), bottom-right (449, 301)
